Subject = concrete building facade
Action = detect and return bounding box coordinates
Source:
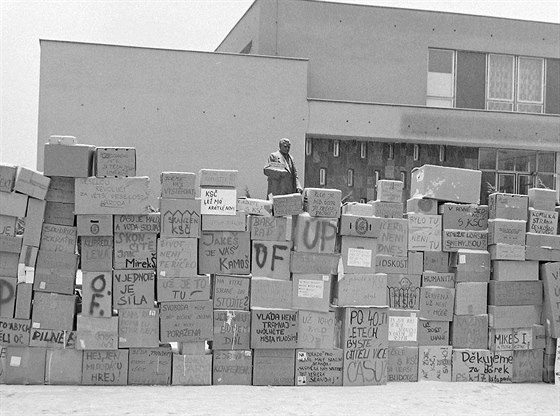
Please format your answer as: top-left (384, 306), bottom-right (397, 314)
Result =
top-left (38, 0), bottom-right (560, 202)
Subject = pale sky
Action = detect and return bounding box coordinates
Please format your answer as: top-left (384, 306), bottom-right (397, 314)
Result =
top-left (1, 0), bottom-right (559, 169)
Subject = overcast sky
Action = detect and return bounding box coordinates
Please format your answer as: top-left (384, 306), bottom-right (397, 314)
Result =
top-left (1, 0), bottom-right (559, 169)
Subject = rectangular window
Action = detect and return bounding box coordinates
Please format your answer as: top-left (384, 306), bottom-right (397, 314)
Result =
top-left (427, 48), bottom-right (455, 107)
top-left (360, 142), bottom-right (367, 159)
top-left (487, 54), bottom-right (515, 103)
top-left (388, 144), bottom-right (394, 160)
top-left (439, 145), bottom-right (446, 162)
top-left (305, 138), bottom-right (312, 156)
top-left (319, 168), bottom-right (327, 186)
top-left (456, 51), bottom-right (486, 110)
top-left (400, 171), bottom-right (406, 188)
top-left (545, 59), bottom-right (560, 114)
top-left (333, 140), bottom-right (340, 157)
top-left (347, 169), bottom-right (354, 187)
top-left (413, 144), bottom-right (420, 161)
top-left (517, 57), bottom-right (544, 112)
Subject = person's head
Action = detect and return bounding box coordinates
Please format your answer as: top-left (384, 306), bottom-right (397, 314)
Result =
top-left (279, 138), bottom-right (291, 155)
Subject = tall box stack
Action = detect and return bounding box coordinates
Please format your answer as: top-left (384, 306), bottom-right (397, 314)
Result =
top-left (370, 180), bottom-right (404, 219)
top-left (541, 262), bottom-right (559, 384)
top-left (526, 188), bottom-right (560, 262)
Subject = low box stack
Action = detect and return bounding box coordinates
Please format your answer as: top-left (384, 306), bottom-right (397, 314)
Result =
top-left (1, 150), bottom-right (558, 386)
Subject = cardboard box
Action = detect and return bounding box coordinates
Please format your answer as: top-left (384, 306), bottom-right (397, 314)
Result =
top-left (487, 350), bottom-right (515, 383)
top-left (172, 354), bottom-right (212, 385)
top-left (337, 306), bottom-right (389, 386)
top-left (417, 320), bottom-right (449, 345)
top-left (292, 213), bottom-right (337, 254)
top-left (43, 143), bottom-right (95, 177)
top-left (34, 250), bottom-right (78, 294)
top-left (340, 235), bottom-right (377, 275)
top-left (29, 329), bottom-right (76, 349)
top-left (251, 240), bottom-right (291, 280)
top-left (160, 172), bottom-right (196, 199)
top-left (201, 188), bottom-right (237, 216)
top-left (375, 255), bottom-right (408, 274)
top-left (249, 215), bottom-right (291, 241)
top-left (160, 300), bottom-right (213, 343)
top-left (13, 167), bottom-right (50, 200)
top-left (0, 252), bottom-right (19, 277)
top-left (417, 345), bottom-right (452, 381)
top-left (112, 270), bottom-right (155, 309)
top-left (527, 208), bottom-right (558, 235)
top-left (0, 164), bottom-right (17, 192)
top-left (45, 176), bottom-right (75, 203)
top-left (213, 350), bottom-right (252, 385)
top-left (524, 246), bottom-right (560, 262)
top-left (376, 180), bottom-right (403, 203)
top-left (451, 314), bottom-right (488, 349)
top-left (452, 349), bottom-right (490, 382)
top-left (156, 276), bottom-right (210, 303)
top-left (18, 245), bottom-right (38, 268)
top-left (454, 282), bottom-right (487, 315)
top-left (388, 346), bottom-right (418, 382)
top-left (303, 188), bottom-right (341, 218)
top-left (512, 349), bottom-right (543, 383)
top-left (526, 233), bottom-right (560, 250)
top-left (1, 192), bottom-right (28, 217)
top-left (292, 274), bottom-right (331, 313)
top-left (118, 308), bottom-right (159, 348)
top-left (213, 310), bottom-right (251, 350)
top-left (528, 188), bottom-right (557, 211)
top-left (388, 309), bottom-right (418, 347)
top-left (74, 177), bottom-right (151, 215)
top-left (422, 251), bottom-right (448, 273)
top-left (113, 214), bottom-right (160, 233)
top-left (6, 346), bottom-right (46, 384)
top-left (440, 203), bottom-right (488, 231)
top-left (113, 232), bottom-right (157, 270)
top-left (31, 292), bottom-right (75, 331)
top-left (0, 215), bottom-right (17, 237)
top-left (128, 347), bottom-right (172, 385)
top-left (156, 237), bottom-right (198, 278)
top-left (541, 262), bottom-right (560, 338)
top-left (202, 212), bottom-right (246, 232)
top-left (488, 281), bottom-right (543, 306)
top-left (488, 305), bottom-right (542, 329)
top-left (44, 348), bottom-right (83, 385)
top-left (179, 342), bottom-right (207, 356)
top-left (407, 198), bottom-right (437, 215)
top-left (370, 201), bottom-right (403, 218)
top-left (342, 202), bottom-right (374, 216)
top-left (339, 214), bottom-right (381, 238)
top-left (250, 277), bottom-right (292, 309)
top-left (40, 223), bottom-right (77, 254)
top-left (198, 231), bottom-right (250, 275)
top-left (0, 276), bottom-right (17, 317)
top-left (442, 229), bottom-right (487, 252)
top-left (236, 198), bottom-right (272, 217)
top-left (295, 349), bottom-right (343, 386)
top-left (386, 274), bottom-right (420, 310)
top-left (0, 317), bottom-right (31, 346)
top-left (81, 350), bottom-right (128, 385)
top-left (95, 147), bottom-right (136, 177)
top-left (407, 214), bottom-right (442, 252)
top-left (251, 309), bottom-right (298, 349)
top-left (489, 325), bottom-right (545, 351)
top-left (0, 235), bottom-right (22, 254)
top-left (377, 218), bottom-right (407, 257)
top-left (488, 193), bottom-right (528, 221)
top-left (198, 169), bottom-right (238, 188)
top-left (334, 273), bottom-right (387, 307)
top-left (76, 214), bottom-right (113, 237)
top-left (272, 193), bottom-right (303, 216)
top-left (76, 316), bottom-right (118, 350)
top-left (253, 349), bottom-right (295, 386)
top-left (412, 251), bottom-right (425, 274)
top-left (297, 310), bottom-right (335, 349)
top-left (491, 260), bottom-right (539, 281)
top-left (411, 165), bottom-right (481, 204)
top-left (80, 236), bottom-right (112, 272)
top-left (213, 274), bottom-right (250, 311)
top-left (290, 252), bottom-right (340, 275)
top-left (14, 283), bottom-right (32, 319)
top-left (421, 272), bottom-right (455, 288)
top-left (44, 201), bottom-right (74, 226)
top-left (488, 219), bottom-right (526, 246)
top-left (0, 345), bottom-right (6, 383)
top-left (419, 287), bottom-right (454, 321)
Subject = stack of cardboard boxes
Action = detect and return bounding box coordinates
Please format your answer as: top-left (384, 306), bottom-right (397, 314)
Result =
top-left (1, 150), bottom-right (559, 386)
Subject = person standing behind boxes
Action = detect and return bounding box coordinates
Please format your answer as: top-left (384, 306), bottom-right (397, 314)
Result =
top-left (264, 138), bottom-right (303, 199)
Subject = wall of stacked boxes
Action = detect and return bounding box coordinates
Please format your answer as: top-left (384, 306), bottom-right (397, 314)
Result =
top-left (0, 136), bottom-right (559, 386)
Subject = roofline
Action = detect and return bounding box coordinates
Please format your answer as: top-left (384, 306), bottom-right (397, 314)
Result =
top-left (215, 0), bottom-right (258, 51)
top-left (39, 38), bottom-right (308, 62)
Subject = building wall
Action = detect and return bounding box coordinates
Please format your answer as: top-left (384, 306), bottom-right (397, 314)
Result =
top-left (219, 0), bottom-right (560, 105)
top-left (216, 1), bottom-right (261, 54)
top-left (37, 41), bottom-right (309, 201)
